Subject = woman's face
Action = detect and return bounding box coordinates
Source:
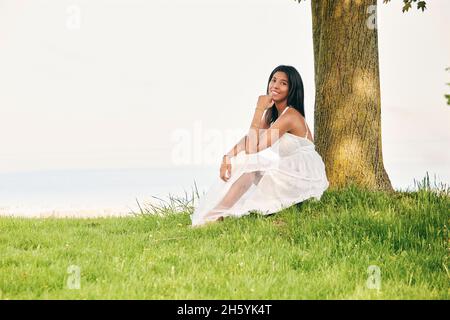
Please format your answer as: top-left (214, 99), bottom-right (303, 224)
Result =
top-left (268, 71), bottom-right (289, 102)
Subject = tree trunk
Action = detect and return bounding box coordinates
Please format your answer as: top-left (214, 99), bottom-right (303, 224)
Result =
top-left (311, 0), bottom-right (393, 192)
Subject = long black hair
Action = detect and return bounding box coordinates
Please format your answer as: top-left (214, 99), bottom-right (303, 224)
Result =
top-left (264, 65), bottom-right (305, 126)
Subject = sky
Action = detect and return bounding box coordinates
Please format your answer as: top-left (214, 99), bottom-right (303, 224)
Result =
top-left (0, 0), bottom-right (449, 189)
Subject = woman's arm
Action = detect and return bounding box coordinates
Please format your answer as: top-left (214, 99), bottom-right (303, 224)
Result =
top-left (220, 110), bottom-right (271, 181)
top-left (246, 107), bottom-right (268, 154)
top-left (247, 109), bottom-right (293, 154)
top-left (224, 135), bottom-right (246, 160)
top-left (246, 95), bottom-right (274, 153)
top-left (224, 109), bottom-right (269, 159)
top-left (249, 108), bottom-right (266, 129)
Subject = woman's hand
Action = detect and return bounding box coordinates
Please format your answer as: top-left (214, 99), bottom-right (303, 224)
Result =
top-left (256, 93), bottom-right (274, 111)
top-left (220, 155), bottom-right (232, 182)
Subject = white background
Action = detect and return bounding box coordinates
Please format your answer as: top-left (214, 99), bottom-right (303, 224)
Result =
top-left (0, 0), bottom-right (449, 190)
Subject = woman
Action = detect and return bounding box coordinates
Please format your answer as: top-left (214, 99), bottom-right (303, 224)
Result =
top-left (191, 65), bottom-right (329, 227)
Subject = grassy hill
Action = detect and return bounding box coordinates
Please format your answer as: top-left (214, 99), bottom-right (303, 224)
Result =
top-left (0, 175), bottom-right (448, 299)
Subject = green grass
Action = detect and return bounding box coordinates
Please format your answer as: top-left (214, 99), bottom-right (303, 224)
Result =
top-left (0, 174), bottom-right (449, 299)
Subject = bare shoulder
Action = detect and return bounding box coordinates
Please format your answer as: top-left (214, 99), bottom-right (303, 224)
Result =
top-left (285, 107), bottom-right (303, 119)
top-left (285, 107), bottom-right (312, 140)
top-left (283, 107), bottom-right (303, 125)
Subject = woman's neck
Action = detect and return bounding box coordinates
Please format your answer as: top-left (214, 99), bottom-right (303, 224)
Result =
top-left (274, 101), bottom-right (289, 114)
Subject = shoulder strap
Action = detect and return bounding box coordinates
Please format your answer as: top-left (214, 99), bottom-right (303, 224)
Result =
top-left (304, 118), bottom-right (309, 138)
top-left (280, 106), bottom-right (290, 116)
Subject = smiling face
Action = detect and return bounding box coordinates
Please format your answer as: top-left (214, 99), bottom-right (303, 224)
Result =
top-left (268, 71), bottom-right (289, 102)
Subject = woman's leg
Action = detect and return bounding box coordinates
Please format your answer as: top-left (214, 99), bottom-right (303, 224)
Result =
top-left (253, 171), bottom-right (264, 186)
top-left (204, 171), bottom-right (257, 219)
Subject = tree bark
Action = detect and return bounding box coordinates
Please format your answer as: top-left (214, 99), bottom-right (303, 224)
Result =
top-left (311, 0), bottom-right (393, 192)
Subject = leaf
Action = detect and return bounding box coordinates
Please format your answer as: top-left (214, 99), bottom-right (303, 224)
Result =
top-left (417, 1), bottom-right (427, 11)
top-left (385, 0), bottom-right (427, 12)
top-left (402, 2), bottom-right (412, 13)
top-left (445, 94), bottom-right (450, 106)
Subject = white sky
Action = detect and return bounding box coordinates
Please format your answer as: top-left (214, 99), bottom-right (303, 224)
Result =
top-left (0, 0), bottom-right (449, 187)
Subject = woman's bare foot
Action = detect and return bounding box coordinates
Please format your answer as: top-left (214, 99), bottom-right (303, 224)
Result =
top-left (205, 216), bottom-right (224, 225)
top-left (191, 216), bottom-right (224, 228)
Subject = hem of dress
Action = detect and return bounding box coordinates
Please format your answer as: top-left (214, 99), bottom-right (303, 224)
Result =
top-left (190, 181), bottom-right (329, 226)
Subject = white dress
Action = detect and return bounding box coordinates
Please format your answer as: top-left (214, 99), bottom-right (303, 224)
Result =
top-left (191, 106), bottom-right (329, 226)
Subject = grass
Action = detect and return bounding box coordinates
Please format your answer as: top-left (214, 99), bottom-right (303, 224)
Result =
top-left (0, 173), bottom-right (448, 299)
